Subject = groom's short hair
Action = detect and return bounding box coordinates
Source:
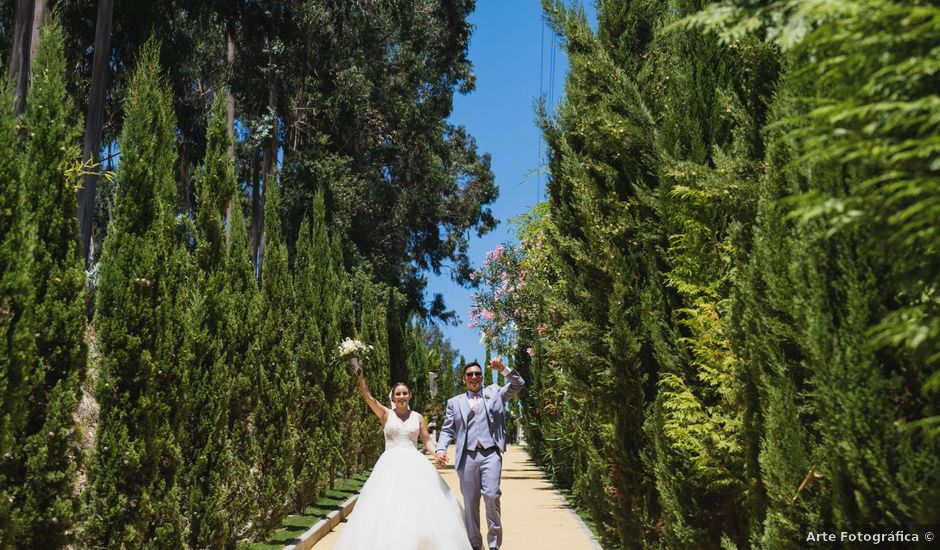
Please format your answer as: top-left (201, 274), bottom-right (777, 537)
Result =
top-left (464, 361), bottom-right (482, 373)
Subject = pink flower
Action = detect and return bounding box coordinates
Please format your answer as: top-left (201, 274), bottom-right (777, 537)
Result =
top-left (492, 245), bottom-right (504, 259)
top-left (482, 309), bottom-right (495, 321)
top-left (537, 323), bottom-right (549, 336)
top-left (527, 347), bottom-right (536, 357)
top-left (468, 321), bottom-right (478, 329)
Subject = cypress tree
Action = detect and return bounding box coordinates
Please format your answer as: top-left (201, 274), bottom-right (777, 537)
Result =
top-left (643, 4), bottom-right (776, 545)
top-left (539, 2), bottom-right (666, 544)
top-left (386, 288), bottom-right (408, 385)
top-left (182, 90), bottom-right (236, 547)
top-left (82, 40), bottom-right (186, 548)
top-left (17, 21), bottom-right (88, 547)
top-left (354, 277), bottom-right (391, 467)
top-left (527, 1), bottom-right (940, 546)
top-left (427, 328), bottom-right (457, 428)
top-left (405, 315), bottom-right (431, 413)
top-left (329, 228), bottom-right (357, 485)
top-left (0, 82), bottom-right (39, 544)
top-left (224, 188), bottom-right (261, 537)
top-left (293, 213), bottom-right (328, 507)
top-left (252, 176), bottom-right (300, 535)
top-left (734, 2), bottom-right (940, 538)
top-left (294, 190), bottom-right (352, 500)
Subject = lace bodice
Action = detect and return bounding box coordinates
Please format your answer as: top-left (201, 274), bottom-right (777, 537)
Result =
top-left (384, 411), bottom-right (420, 450)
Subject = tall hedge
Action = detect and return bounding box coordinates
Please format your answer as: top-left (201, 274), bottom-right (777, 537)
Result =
top-left (514, 0), bottom-right (940, 548)
top-left (83, 40), bottom-right (188, 548)
top-left (251, 176), bottom-right (300, 534)
top-left (0, 81), bottom-right (39, 547)
top-left (293, 189), bottom-right (352, 502)
top-left (16, 21), bottom-right (88, 547)
top-left (182, 90), bottom-right (237, 547)
top-left (224, 179), bottom-right (262, 539)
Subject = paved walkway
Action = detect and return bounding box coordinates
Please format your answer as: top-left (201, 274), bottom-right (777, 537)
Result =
top-left (314, 445), bottom-right (601, 549)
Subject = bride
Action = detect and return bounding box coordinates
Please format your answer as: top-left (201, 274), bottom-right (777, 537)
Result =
top-left (333, 359), bottom-right (471, 550)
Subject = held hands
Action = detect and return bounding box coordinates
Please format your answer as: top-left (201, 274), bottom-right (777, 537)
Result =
top-left (435, 451), bottom-right (448, 467)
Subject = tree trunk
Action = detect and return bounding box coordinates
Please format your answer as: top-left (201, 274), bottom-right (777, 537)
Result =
top-left (226, 31), bottom-right (236, 158)
top-left (8, 0), bottom-right (34, 115)
top-left (28, 0), bottom-right (48, 67)
top-left (77, 0), bottom-right (114, 263)
top-left (225, 27), bottom-right (235, 246)
top-left (254, 40), bottom-right (277, 267)
top-left (179, 132), bottom-right (191, 215)
top-left (250, 147), bottom-right (263, 266)
top-left (261, 48), bottom-right (278, 186)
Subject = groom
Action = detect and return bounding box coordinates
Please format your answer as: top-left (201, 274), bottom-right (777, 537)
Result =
top-left (435, 358), bottom-right (525, 550)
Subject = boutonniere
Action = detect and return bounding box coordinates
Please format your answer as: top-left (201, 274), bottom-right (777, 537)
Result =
top-left (483, 391), bottom-right (492, 399)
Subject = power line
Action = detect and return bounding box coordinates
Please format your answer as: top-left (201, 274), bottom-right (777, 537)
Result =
top-left (538, 14), bottom-right (545, 202)
top-left (549, 25), bottom-right (556, 116)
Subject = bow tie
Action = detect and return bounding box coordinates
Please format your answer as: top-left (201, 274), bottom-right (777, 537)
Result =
top-left (469, 391), bottom-right (482, 399)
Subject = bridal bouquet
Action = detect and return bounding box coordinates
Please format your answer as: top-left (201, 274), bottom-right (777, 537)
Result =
top-left (337, 338), bottom-right (372, 375)
top-left (338, 338), bottom-right (372, 359)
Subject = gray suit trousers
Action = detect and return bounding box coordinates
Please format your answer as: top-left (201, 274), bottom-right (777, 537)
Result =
top-left (458, 446), bottom-right (502, 549)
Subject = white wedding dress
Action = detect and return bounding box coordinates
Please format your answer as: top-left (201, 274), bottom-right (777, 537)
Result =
top-left (333, 411), bottom-right (471, 550)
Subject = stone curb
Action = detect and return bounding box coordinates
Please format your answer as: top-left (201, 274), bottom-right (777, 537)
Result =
top-left (282, 494), bottom-right (358, 550)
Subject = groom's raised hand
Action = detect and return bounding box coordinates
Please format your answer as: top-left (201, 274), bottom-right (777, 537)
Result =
top-left (489, 357), bottom-right (505, 371)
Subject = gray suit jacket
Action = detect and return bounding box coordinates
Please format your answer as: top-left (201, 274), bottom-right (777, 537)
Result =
top-left (437, 369), bottom-right (525, 469)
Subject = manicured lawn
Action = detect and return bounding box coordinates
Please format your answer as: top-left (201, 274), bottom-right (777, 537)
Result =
top-left (241, 471), bottom-right (371, 549)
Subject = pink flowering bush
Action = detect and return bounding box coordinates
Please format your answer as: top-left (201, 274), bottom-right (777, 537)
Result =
top-left (468, 206), bottom-right (560, 358)
top-left (469, 237), bottom-right (553, 354)
top-left (469, 243), bottom-right (529, 354)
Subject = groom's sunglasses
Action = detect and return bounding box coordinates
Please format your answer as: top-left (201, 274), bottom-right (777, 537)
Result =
top-left (464, 372), bottom-right (483, 378)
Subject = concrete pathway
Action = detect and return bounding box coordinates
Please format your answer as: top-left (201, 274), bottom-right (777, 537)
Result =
top-left (314, 445), bottom-right (601, 549)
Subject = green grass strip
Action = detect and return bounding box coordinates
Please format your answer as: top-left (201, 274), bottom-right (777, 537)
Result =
top-left (241, 471), bottom-right (371, 549)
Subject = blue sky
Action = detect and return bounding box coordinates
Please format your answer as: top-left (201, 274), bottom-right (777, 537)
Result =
top-left (426, 1), bottom-right (597, 366)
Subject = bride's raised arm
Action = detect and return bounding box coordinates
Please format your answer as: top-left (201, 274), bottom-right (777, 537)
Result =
top-left (356, 368), bottom-right (388, 423)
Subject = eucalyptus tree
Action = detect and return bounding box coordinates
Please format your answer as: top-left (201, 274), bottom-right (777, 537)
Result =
top-left (272, 0), bottom-right (498, 318)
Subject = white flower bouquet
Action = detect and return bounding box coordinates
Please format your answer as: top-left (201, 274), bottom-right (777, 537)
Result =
top-left (338, 338), bottom-right (372, 358)
top-left (337, 338), bottom-right (372, 375)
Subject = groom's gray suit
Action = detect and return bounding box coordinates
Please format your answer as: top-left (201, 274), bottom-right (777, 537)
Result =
top-left (436, 369), bottom-right (524, 550)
